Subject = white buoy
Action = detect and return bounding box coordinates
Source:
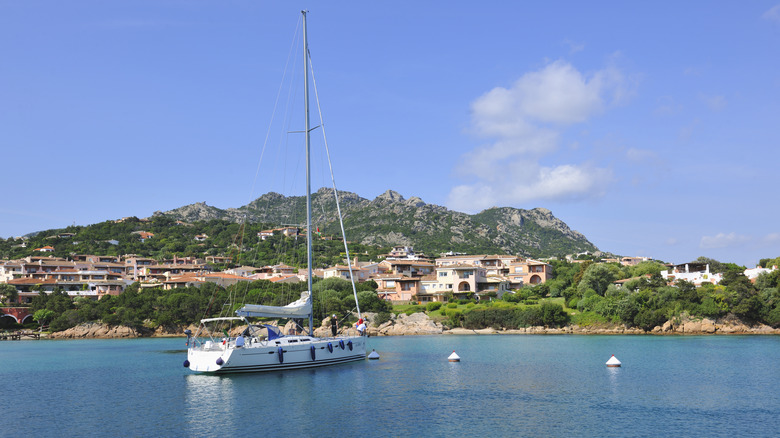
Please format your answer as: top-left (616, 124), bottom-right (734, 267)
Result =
top-left (448, 351), bottom-right (460, 362)
top-left (367, 349), bottom-right (380, 360)
top-left (606, 354), bottom-right (622, 367)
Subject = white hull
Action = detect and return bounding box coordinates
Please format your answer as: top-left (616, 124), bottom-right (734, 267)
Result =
top-left (187, 335), bottom-right (367, 373)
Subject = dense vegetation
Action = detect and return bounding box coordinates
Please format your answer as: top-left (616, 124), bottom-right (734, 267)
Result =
top-left (413, 256), bottom-right (780, 331)
top-left (544, 257), bottom-right (780, 329)
top-left (17, 277), bottom-right (391, 333)
top-left (0, 217), bottom-right (388, 268)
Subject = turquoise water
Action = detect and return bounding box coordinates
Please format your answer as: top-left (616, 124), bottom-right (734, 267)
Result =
top-left (2, 335), bottom-right (778, 437)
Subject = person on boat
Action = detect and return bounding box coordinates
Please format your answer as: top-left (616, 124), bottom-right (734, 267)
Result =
top-left (330, 314), bottom-right (338, 337)
top-left (356, 318), bottom-right (366, 336)
top-left (235, 334), bottom-right (245, 348)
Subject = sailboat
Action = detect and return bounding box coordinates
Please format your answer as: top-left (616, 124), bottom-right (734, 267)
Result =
top-left (184, 11), bottom-right (367, 373)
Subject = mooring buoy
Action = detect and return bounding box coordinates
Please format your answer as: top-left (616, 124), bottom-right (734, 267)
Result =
top-left (606, 354), bottom-right (622, 367)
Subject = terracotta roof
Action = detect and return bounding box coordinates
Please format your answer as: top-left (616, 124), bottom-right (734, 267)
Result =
top-left (269, 275), bottom-right (300, 283)
top-left (8, 278), bottom-right (57, 285)
top-left (440, 264), bottom-right (482, 270)
top-left (384, 260), bottom-right (434, 266)
top-left (204, 273), bottom-right (252, 281)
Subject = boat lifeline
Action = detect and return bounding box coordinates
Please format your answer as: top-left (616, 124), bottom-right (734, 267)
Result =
top-left (184, 11), bottom-right (366, 373)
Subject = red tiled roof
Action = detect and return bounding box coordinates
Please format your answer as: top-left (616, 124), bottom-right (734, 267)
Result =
top-left (8, 278), bottom-right (57, 285)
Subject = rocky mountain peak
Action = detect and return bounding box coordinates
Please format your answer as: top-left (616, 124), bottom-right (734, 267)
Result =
top-left (154, 188), bottom-right (598, 257)
top-left (376, 190), bottom-right (405, 203)
top-left (405, 196), bottom-right (426, 207)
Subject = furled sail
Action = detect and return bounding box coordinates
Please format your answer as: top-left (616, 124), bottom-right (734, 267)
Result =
top-left (235, 291), bottom-right (312, 319)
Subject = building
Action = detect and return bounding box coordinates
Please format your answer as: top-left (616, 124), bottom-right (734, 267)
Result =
top-left (661, 263), bottom-right (722, 286)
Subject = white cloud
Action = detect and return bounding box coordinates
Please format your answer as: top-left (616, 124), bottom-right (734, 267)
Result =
top-left (654, 95), bottom-right (681, 116)
top-left (470, 60), bottom-right (623, 126)
top-left (700, 232), bottom-right (752, 249)
top-left (449, 60), bottom-right (627, 212)
top-left (448, 162), bottom-right (612, 212)
top-left (679, 118), bottom-right (700, 141)
top-left (765, 233), bottom-right (780, 242)
top-left (563, 39), bottom-right (585, 54)
top-left (762, 4), bottom-right (780, 23)
top-left (699, 93), bottom-right (727, 111)
top-left (625, 147), bottom-right (657, 163)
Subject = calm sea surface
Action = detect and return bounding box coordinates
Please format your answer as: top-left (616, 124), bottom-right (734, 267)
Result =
top-left (1, 335), bottom-right (778, 437)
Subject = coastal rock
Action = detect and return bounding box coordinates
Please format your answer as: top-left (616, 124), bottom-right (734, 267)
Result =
top-left (47, 313), bottom-right (780, 339)
top-left (377, 312), bottom-right (444, 336)
top-left (50, 322), bottom-right (142, 339)
top-left (154, 324), bottom-right (196, 337)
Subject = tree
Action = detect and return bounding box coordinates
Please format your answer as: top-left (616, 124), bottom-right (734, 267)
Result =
top-left (0, 284), bottom-right (18, 305)
top-left (577, 263), bottom-right (620, 296)
top-left (33, 309), bottom-right (56, 332)
top-left (629, 261), bottom-right (666, 277)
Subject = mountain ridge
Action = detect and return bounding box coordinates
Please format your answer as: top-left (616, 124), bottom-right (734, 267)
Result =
top-left (152, 189), bottom-right (598, 258)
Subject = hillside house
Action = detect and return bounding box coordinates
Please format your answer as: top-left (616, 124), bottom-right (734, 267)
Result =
top-left (507, 259), bottom-right (553, 286)
top-left (661, 263), bottom-right (722, 286)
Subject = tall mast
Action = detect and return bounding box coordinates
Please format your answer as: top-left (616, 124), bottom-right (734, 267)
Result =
top-left (302, 10), bottom-right (315, 335)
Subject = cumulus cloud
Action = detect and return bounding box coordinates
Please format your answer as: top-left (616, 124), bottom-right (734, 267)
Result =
top-left (700, 232), bottom-right (752, 249)
top-left (763, 4), bottom-right (780, 23)
top-left (448, 60), bottom-right (628, 212)
top-left (448, 162), bottom-right (612, 212)
top-left (471, 60), bottom-right (625, 127)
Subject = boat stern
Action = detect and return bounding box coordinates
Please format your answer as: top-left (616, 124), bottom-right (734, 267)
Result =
top-left (186, 341), bottom-right (233, 373)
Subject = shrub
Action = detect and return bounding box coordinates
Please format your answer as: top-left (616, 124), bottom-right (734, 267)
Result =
top-left (571, 311), bottom-right (610, 326)
top-left (445, 309), bottom-right (463, 327)
top-left (765, 305), bottom-right (780, 328)
top-left (447, 303), bottom-right (458, 309)
top-left (634, 309), bottom-right (665, 331)
top-left (405, 305), bottom-right (421, 315)
top-left (426, 302), bottom-right (443, 312)
top-left (503, 292), bottom-right (521, 303)
top-left (539, 303), bottom-right (569, 327)
top-left (463, 307), bottom-right (515, 329)
top-left (516, 307), bottom-right (543, 327)
top-left (374, 311), bottom-right (391, 326)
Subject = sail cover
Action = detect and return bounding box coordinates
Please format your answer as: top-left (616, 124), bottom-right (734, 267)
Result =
top-left (235, 291), bottom-right (312, 319)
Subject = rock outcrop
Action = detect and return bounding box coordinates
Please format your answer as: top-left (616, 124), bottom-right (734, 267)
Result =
top-left (50, 322), bottom-right (146, 339)
top-left (48, 313), bottom-right (780, 339)
top-left (371, 312), bottom-right (444, 336)
top-left (652, 314), bottom-right (779, 335)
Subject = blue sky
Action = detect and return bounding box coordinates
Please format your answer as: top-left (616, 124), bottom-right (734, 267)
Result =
top-left (2, 1), bottom-right (779, 267)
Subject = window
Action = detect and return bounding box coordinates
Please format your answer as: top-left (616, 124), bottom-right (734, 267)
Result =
top-left (386, 280), bottom-right (395, 287)
top-left (439, 271), bottom-right (448, 277)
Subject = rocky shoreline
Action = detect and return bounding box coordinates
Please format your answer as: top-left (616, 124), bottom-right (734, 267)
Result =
top-left (47, 312), bottom-right (780, 339)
